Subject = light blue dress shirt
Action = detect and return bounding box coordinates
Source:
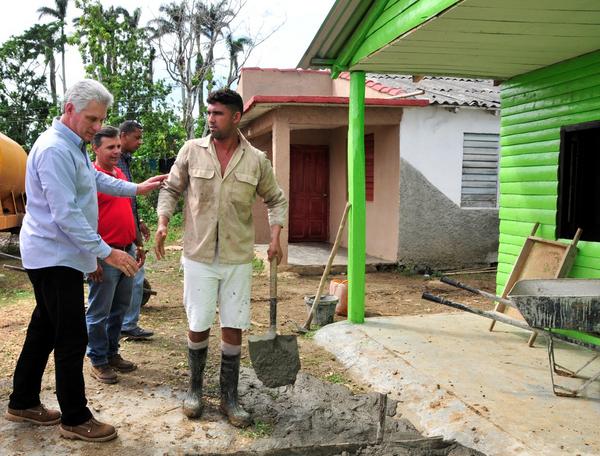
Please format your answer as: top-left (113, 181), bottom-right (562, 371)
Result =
top-left (20, 118), bottom-right (138, 273)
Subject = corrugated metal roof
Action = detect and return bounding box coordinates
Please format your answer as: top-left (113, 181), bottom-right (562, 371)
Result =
top-left (367, 74), bottom-right (500, 109)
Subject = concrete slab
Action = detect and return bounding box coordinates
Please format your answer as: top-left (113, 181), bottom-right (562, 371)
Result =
top-left (255, 242), bottom-right (394, 273)
top-left (314, 313), bottom-right (600, 456)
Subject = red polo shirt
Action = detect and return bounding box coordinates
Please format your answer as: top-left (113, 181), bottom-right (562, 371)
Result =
top-left (94, 163), bottom-right (136, 247)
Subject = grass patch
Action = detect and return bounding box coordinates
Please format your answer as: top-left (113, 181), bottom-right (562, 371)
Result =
top-left (252, 255), bottom-right (265, 274)
top-left (0, 263), bottom-right (34, 308)
top-left (240, 420), bottom-right (273, 439)
top-left (325, 373), bottom-right (347, 384)
top-left (301, 329), bottom-right (318, 339)
top-left (10, 289), bottom-right (34, 300)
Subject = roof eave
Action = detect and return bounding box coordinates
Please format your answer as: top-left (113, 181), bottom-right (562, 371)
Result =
top-left (240, 95), bottom-right (429, 128)
top-left (298, 0), bottom-right (375, 71)
top-left (243, 95), bottom-right (429, 112)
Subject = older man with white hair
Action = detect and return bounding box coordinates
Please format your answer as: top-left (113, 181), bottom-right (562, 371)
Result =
top-left (4, 79), bottom-right (165, 442)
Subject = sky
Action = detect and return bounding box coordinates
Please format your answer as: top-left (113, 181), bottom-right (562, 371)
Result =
top-left (0, 0), bottom-right (335, 88)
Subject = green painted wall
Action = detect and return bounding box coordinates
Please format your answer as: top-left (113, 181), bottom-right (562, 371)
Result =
top-left (497, 50), bottom-right (600, 295)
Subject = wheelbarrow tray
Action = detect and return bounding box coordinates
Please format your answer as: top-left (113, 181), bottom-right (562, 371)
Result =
top-left (508, 279), bottom-right (600, 333)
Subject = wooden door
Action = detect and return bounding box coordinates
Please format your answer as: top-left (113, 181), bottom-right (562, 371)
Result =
top-left (289, 145), bottom-right (329, 242)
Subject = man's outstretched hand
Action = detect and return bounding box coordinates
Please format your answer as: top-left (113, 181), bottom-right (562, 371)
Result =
top-left (136, 174), bottom-right (168, 195)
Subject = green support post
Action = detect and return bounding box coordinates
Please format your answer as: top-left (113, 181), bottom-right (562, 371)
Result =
top-left (347, 71), bottom-right (366, 324)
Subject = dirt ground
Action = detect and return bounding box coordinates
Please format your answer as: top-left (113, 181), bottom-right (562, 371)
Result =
top-left (0, 233), bottom-right (494, 455)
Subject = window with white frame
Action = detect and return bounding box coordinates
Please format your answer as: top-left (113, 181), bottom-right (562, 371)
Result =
top-left (461, 132), bottom-right (499, 208)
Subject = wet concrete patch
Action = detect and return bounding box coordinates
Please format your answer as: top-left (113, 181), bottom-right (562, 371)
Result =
top-left (239, 370), bottom-right (483, 455)
top-left (1, 366), bottom-right (482, 455)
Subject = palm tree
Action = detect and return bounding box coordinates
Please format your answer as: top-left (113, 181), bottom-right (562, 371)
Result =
top-left (118, 7), bottom-right (155, 82)
top-left (194, 1), bottom-right (234, 131)
top-left (150, 1), bottom-right (200, 138)
top-left (196, 0), bottom-right (233, 67)
top-left (151, 1), bottom-right (237, 138)
top-left (38, 24), bottom-right (61, 106)
top-left (37, 0), bottom-right (69, 96)
top-left (150, 1), bottom-right (185, 34)
top-left (150, 1), bottom-right (190, 124)
top-left (226, 34), bottom-right (252, 87)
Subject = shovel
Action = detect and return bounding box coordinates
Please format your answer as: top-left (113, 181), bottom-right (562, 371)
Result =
top-left (248, 258), bottom-right (300, 387)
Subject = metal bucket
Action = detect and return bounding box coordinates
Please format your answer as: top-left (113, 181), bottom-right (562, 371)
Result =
top-left (304, 294), bottom-right (339, 326)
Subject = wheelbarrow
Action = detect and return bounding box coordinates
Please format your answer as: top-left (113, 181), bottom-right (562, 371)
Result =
top-left (422, 278), bottom-right (600, 397)
top-left (508, 279), bottom-right (600, 397)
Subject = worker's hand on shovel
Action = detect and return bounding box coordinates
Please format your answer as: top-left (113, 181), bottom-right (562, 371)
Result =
top-left (154, 216), bottom-right (169, 260)
top-left (267, 225), bottom-right (283, 264)
top-left (267, 240), bottom-right (282, 265)
top-left (105, 248), bottom-right (139, 277)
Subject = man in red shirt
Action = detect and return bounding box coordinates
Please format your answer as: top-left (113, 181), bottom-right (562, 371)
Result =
top-left (86, 126), bottom-right (144, 384)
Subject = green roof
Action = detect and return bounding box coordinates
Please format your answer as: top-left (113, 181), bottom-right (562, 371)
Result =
top-left (299, 0), bottom-right (600, 80)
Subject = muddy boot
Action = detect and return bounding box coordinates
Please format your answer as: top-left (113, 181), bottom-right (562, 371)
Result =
top-left (182, 347), bottom-right (208, 418)
top-left (219, 353), bottom-right (252, 427)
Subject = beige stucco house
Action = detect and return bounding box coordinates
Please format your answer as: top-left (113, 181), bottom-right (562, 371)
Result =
top-left (239, 68), bottom-right (500, 269)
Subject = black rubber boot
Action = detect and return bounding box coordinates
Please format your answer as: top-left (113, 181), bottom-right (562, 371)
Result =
top-left (219, 353), bottom-right (252, 428)
top-left (182, 347), bottom-right (208, 418)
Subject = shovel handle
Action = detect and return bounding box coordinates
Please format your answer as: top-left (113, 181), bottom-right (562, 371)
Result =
top-left (441, 275), bottom-right (514, 307)
top-left (303, 202), bottom-right (351, 330)
top-left (270, 258), bottom-right (277, 331)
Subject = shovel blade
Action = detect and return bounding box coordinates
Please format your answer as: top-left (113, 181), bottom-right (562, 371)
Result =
top-left (248, 334), bottom-right (300, 388)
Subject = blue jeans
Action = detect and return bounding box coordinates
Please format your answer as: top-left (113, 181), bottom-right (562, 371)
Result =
top-left (121, 266), bottom-right (145, 331)
top-left (86, 247), bottom-right (134, 366)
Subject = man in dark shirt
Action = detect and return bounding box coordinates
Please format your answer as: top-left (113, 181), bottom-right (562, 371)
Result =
top-left (118, 121), bottom-right (154, 340)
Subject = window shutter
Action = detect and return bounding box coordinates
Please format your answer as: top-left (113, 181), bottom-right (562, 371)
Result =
top-left (365, 134), bottom-right (374, 201)
top-left (461, 133), bottom-right (499, 208)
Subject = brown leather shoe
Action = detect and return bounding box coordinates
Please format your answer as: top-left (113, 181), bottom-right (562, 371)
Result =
top-left (108, 354), bottom-right (137, 373)
top-left (90, 364), bottom-right (118, 384)
top-left (59, 417), bottom-right (117, 442)
top-left (5, 404), bottom-right (61, 425)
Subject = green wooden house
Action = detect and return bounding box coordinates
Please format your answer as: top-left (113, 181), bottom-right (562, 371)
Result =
top-left (299, 0), bottom-right (600, 323)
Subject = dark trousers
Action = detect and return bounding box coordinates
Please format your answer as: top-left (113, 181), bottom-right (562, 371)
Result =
top-left (8, 266), bottom-right (93, 426)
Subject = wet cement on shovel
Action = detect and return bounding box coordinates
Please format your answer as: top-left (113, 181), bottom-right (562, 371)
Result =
top-left (249, 259), bottom-right (301, 388)
top-left (248, 333), bottom-right (301, 387)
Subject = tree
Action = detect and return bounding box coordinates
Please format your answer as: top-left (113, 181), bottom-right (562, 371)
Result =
top-left (225, 33), bottom-right (252, 87)
top-left (72, 0), bottom-right (185, 176)
top-left (37, 0), bottom-right (70, 96)
top-left (151, 0), bottom-right (279, 139)
top-left (150, 0), bottom-right (240, 139)
top-left (0, 26), bottom-right (55, 150)
top-left (73, 1), bottom-right (157, 118)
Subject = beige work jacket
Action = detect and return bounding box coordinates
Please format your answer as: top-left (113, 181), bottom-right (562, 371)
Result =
top-left (157, 132), bottom-right (287, 264)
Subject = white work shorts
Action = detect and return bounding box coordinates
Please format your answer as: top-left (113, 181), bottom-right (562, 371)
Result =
top-left (181, 255), bottom-right (252, 332)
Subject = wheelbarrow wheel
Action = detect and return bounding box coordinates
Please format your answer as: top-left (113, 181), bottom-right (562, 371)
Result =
top-left (141, 278), bottom-right (152, 307)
